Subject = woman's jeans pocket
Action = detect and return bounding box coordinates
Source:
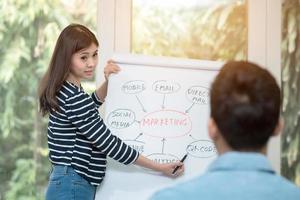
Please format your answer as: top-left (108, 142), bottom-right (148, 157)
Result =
top-left (45, 165), bottom-right (96, 200)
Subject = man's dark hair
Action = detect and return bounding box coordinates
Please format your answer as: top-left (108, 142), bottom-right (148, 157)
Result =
top-left (210, 61), bottom-right (281, 150)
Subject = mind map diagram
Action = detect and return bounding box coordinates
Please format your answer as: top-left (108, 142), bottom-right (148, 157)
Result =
top-left (106, 79), bottom-right (217, 166)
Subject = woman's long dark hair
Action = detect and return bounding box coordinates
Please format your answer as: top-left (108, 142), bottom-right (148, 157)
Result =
top-left (38, 24), bottom-right (99, 116)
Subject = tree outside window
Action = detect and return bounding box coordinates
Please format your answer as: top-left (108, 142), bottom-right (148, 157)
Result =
top-left (0, 0), bottom-right (96, 199)
top-left (281, 0), bottom-right (300, 187)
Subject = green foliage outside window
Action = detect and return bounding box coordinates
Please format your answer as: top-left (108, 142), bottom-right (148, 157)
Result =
top-left (132, 0), bottom-right (247, 61)
top-left (0, 0), bottom-right (96, 199)
top-left (281, 0), bottom-right (300, 187)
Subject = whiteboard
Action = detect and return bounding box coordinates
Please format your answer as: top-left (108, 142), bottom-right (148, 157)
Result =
top-left (96, 54), bottom-right (222, 200)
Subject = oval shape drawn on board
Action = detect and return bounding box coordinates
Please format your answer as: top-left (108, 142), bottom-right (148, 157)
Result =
top-left (107, 109), bottom-right (136, 129)
top-left (186, 140), bottom-right (217, 158)
top-left (186, 86), bottom-right (210, 105)
top-left (121, 80), bottom-right (146, 94)
top-left (152, 80), bottom-right (180, 94)
top-left (147, 153), bottom-right (179, 164)
top-left (140, 110), bottom-right (192, 138)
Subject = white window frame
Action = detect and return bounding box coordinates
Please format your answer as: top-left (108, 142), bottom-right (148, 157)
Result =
top-left (97, 0), bottom-right (282, 173)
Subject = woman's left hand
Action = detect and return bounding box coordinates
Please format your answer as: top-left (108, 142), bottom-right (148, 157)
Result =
top-left (104, 60), bottom-right (120, 81)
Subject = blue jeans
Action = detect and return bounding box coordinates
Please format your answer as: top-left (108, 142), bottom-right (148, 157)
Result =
top-left (45, 165), bottom-right (96, 200)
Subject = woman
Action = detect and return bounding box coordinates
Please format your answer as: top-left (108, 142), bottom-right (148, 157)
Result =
top-left (38, 24), bottom-right (184, 200)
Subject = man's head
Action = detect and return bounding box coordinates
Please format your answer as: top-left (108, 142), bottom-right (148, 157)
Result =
top-left (209, 61), bottom-right (281, 152)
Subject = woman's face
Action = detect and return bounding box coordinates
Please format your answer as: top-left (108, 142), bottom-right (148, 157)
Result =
top-left (69, 43), bottom-right (98, 82)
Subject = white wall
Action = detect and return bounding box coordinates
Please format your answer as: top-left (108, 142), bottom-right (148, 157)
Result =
top-left (248, 0), bottom-right (281, 173)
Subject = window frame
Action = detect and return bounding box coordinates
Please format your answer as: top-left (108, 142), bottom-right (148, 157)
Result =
top-left (97, 0), bottom-right (281, 172)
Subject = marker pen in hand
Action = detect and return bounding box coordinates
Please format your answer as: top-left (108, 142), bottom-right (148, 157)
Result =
top-left (172, 154), bottom-right (188, 175)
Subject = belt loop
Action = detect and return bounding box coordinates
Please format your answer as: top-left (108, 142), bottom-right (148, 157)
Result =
top-left (64, 165), bottom-right (68, 175)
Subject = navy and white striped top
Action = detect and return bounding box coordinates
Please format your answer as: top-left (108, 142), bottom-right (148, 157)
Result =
top-left (47, 81), bottom-right (139, 186)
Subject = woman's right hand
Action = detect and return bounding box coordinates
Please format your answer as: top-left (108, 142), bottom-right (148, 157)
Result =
top-left (158, 162), bottom-right (184, 177)
top-left (134, 154), bottom-right (184, 178)
top-left (104, 60), bottom-right (120, 81)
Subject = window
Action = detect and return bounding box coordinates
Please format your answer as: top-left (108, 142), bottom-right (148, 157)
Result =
top-left (131, 0), bottom-right (248, 61)
top-left (99, 0), bottom-right (282, 176)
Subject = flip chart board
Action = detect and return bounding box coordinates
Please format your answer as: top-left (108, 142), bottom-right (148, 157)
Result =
top-left (96, 54), bottom-right (223, 200)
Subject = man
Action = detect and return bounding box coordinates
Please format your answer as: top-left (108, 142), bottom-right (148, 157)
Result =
top-left (150, 61), bottom-right (300, 200)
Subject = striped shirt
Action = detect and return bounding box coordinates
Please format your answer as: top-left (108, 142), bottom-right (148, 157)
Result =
top-left (47, 81), bottom-right (139, 186)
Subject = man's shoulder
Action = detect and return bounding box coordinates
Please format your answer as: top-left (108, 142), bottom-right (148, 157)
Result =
top-left (150, 174), bottom-right (214, 200)
top-left (271, 175), bottom-right (300, 195)
top-left (150, 170), bottom-right (300, 200)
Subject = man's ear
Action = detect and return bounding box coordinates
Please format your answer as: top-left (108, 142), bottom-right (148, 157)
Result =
top-left (208, 118), bottom-right (219, 140)
top-left (273, 117), bottom-right (284, 137)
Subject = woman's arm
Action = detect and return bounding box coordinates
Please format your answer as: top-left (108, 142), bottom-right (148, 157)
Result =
top-left (95, 60), bottom-right (120, 102)
top-left (95, 80), bottom-right (108, 102)
top-left (134, 154), bottom-right (184, 177)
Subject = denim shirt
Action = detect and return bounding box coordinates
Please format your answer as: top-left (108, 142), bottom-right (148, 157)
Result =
top-left (150, 152), bottom-right (300, 200)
